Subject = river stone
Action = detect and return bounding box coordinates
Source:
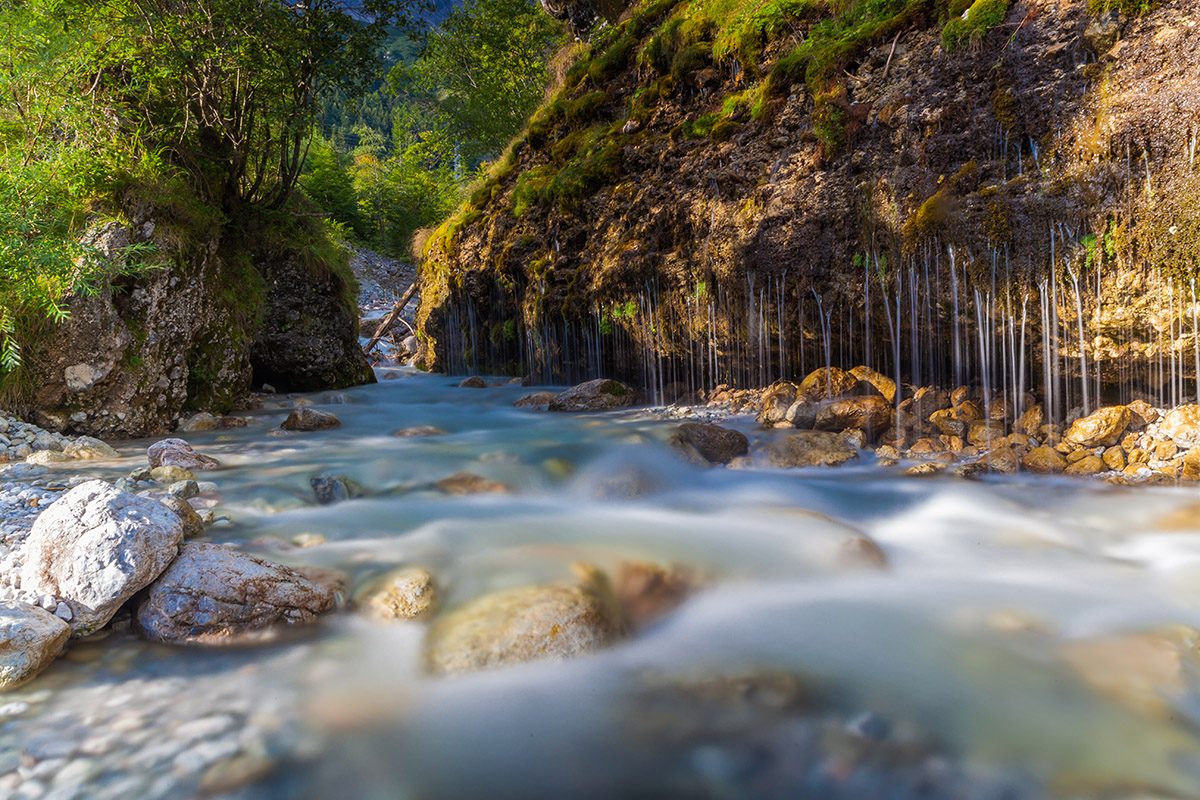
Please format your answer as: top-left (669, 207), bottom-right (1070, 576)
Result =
top-left (281, 408), bottom-right (342, 432)
top-left (0, 602), bottom-right (70, 690)
top-left (1014, 405), bottom-right (1044, 437)
top-left (1065, 406), bottom-right (1130, 448)
top-left (1064, 455), bottom-right (1106, 476)
top-left (1159, 405), bottom-right (1200, 448)
top-left (157, 494), bottom-right (206, 539)
top-left (150, 465), bottom-right (196, 485)
top-left (179, 412), bottom-right (219, 432)
top-left (424, 566), bottom-right (624, 675)
top-left (911, 387), bottom-right (950, 421)
top-left (783, 398), bottom-right (819, 429)
top-left (391, 425), bottom-right (448, 437)
top-left (797, 367), bottom-right (857, 401)
top-left (966, 420), bottom-right (1006, 448)
top-left (849, 365), bottom-right (896, 403)
top-left (814, 396), bottom-right (892, 436)
top-left (135, 543), bottom-right (337, 644)
top-left (757, 431), bottom-right (859, 469)
top-left (1022, 446), bottom-right (1067, 474)
top-left (147, 438), bottom-right (220, 470)
top-left (459, 376), bottom-right (486, 388)
top-left (615, 561), bottom-right (695, 629)
top-left (26, 450), bottom-right (68, 466)
top-left (310, 474), bottom-right (364, 505)
top-left (356, 567), bottom-right (439, 621)
top-left (674, 422), bottom-right (749, 464)
top-left (20, 481), bottom-right (184, 635)
top-left (513, 392), bottom-right (557, 408)
top-left (755, 380), bottom-right (798, 426)
top-left (63, 436), bottom-right (119, 460)
top-left (547, 379), bottom-right (637, 412)
top-left (434, 472), bottom-right (511, 495)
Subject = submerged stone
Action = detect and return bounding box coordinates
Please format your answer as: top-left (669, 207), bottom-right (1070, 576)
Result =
top-left (547, 379), bottom-right (637, 412)
top-left (281, 408), bottom-right (342, 432)
top-left (757, 431), bottom-right (859, 469)
top-left (674, 422), bottom-right (749, 465)
top-left (355, 567), bottom-right (439, 621)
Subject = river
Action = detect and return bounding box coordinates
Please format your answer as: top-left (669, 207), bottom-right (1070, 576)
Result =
top-left (5, 368), bottom-right (1200, 799)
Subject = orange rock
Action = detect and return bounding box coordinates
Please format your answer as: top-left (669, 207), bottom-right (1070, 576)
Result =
top-left (1023, 446), bottom-right (1067, 474)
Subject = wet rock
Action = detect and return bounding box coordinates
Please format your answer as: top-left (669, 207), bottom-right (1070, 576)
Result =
top-left (837, 535), bottom-right (889, 569)
top-left (904, 461), bottom-right (947, 477)
top-left (0, 602), bottom-right (70, 690)
top-left (150, 464), bottom-right (196, 484)
top-left (168, 479), bottom-right (199, 500)
top-left (433, 472), bottom-right (511, 495)
top-left (147, 438), bottom-right (220, 471)
top-left (1065, 406), bottom-right (1130, 447)
top-left (391, 425), bottom-right (448, 437)
top-left (281, 408), bottom-right (342, 432)
top-left (135, 543), bottom-right (336, 644)
top-left (1083, 10), bottom-right (1122, 55)
top-left (615, 561), bottom-right (696, 629)
top-left (63, 437), bottom-right (119, 460)
top-left (1159, 405), bottom-right (1200, 448)
top-left (908, 438), bottom-right (946, 455)
top-left (513, 392), bottom-right (558, 408)
top-left (458, 376), bottom-right (487, 388)
top-left (424, 565), bottom-right (624, 675)
top-left (1060, 633), bottom-right (1186, 717)
top-left (797, 367), bottom-right (857, 401)
top-left (930, 403), bottom-right (982, 437)
top-left (783, 398), bottom-right (819, 429)
top-left (757, 431), bottom-right (859, 469)
top-left (982, 447), bottom-right (1020, 474)
top-left (673, 422), bottom-right (749, 465)
top-left (20, 481), bottom-right (184, 635)
top-left (911, 387), bottom-right (950, 421)
top-left (849, 365), bottom-right (896, 403)
top-left (814, 396), bottom-right (892, 436)
top-left (310, 474), bottom-right (365, 505)
top-left (1022, 446), bottom-right (1067, 474)
top-left (1014, 405), bottom-right (1044, 437)
top-left (355, 567), bottom-right (438, 621)
top-left (547, 379), bottom-right (637, 412)
top-left (1064, 455), bottom-right (1106, 476)
top-left (966, 420), bottom-right (1006, 448)
top-left (157, 494), bottom-right (206, 540)
top-left (179, 413), bottom-right (219, 433)
top-left (220, 416), bottom-right (248, 429)
top-left (1102, 446), bottom-right (1127, 471)
top-left (755, 381), bottom-right (798, 426)
top-left (26, 451), bottom-right (68, 466)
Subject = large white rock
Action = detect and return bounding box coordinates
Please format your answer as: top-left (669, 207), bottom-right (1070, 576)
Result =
top-left (0, 601), bottom-right (70, 690)
top-left (136, 543), bottom-right (337, 644)
top-left (20, 481), bottom-right (184, 635)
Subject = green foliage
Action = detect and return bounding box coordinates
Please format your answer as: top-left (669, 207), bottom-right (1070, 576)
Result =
top-left (941, 0), bottom-right (1011, 52)
top-left (301, 138), bottom-right (366, 236)
top-left (1087, 0), bottom-right (1158, 14)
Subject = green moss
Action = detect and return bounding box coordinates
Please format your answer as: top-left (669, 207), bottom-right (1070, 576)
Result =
top-left (670, 42), bottom-right (712, 83)
top-left (941, 0), bottom-right (1010, 52)
top-left (682, 112), bottom-right (720, 139)
top-left (1087, 0), bottom-right (1158, 13)
top-left (512, 166), bottom-right (554, 216)
top-left (568, 91), bottom-right (610, 126)
top-left (589, 32), bottom-right (639, 85)
top-left (710, 119), bottom-right (739, 142)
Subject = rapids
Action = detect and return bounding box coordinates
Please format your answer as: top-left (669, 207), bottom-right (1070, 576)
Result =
top-left (6, 369), bottom-right (1200, 799)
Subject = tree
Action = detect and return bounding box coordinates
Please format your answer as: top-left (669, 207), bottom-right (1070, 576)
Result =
top-left (83, 0), bottom-right (430, 212)
top-left (411, 0), bottom-right (564, 166)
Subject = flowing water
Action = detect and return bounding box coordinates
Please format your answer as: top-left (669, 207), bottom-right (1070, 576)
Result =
top-left (8, 370), bottom-right (1200, 798)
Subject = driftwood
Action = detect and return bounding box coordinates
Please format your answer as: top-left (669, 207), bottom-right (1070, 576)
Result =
top-left (364, 281), bottom-right (418, 353)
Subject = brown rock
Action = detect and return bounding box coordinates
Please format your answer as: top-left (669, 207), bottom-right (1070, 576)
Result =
top-left (1125, 399), bottom-right (1159, 431)
top-left (674, 422), bottom-right (749, 465)
top-left (904, 462), bottom-right (947, 477)
top-left (783, 398), bottom-right (819, 429)
top-left (911, 387), bottom-right (950, 421)
top-left (966, 420), bottom-right (1005, 448)
top-left (1065, 406), bottom-right (1130, 448)
top-left (1064, 455), bottom-right (1106, 476)
top-left (983, 447), bottom-right (1020, 474)
top-left (433, 472), bottom-right (512, 495)
top-left (513, 392), bottom-right (558, 408)
top-left (1102, 446), bottom-right (1126, 471)
top-left (1015, 405), bottom-right (1044, 437)
top-left (423, 566), bottom-right (624, 675)
top-left (1005, 433), bottom-right (1035, 451)
top-left (756, 431), bottom-right (859, 469)
top-left (797, 367), bottom-right (857, 401)
top-left (459, 376), bottom-right (487, 388)
top-left (814, 396), bottom-right (892, 436)
top-left (756, 380), bottom-right (799, 426)
top-left (909, 438), bottom-right (946, 455)
top-left (1022, 447), bottom-right (1067, 474)
top-left (1066, 449), bottom-right (1090, 464)
top-left (950, 386), bottom-right (972, 406)
top-left (281, 408), bottom-right (341, 432)
top-left (849, 366), bottom-right (896, 403)
top-left (1158, 405), bottom-right (1200, 448)
top-left (1060, 633), bottom-right (1188, 718)
top-left (1156, 440), bottom-right (1178, 461)
top-left (616, 561), bottom-right (696, 629)
top-left (356, 567), bottom-right (439, 621)
top-left (548, 379), bottom-right (637, 413)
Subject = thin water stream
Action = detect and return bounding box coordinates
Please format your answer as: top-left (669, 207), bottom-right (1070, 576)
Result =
top-left (7, 370), bottom-right (1200, 798)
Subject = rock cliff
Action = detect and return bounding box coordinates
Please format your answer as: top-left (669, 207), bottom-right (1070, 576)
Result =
top-left (420, 0), bottom-right (1200, 411)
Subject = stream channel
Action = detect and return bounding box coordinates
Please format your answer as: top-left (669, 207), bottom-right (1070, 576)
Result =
top-left (6, 368), bottom-right (1200, 799)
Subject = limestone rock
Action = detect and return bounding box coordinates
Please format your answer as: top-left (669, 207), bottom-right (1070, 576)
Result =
top-left (280, 408), bottom-right (342, 432)
top-left (814, 396), bottom-right (892, 436)
top-left (1023, 446), bottom-right (1067, 474)
top-left (26, 451), bottom-right (68, 466)
top-left (20, 481), bottom-right (184, 635)
top-left (147, 438), bottom-right (220, 470)
top-left (757, 431), bottom-right (859, 469)
top-left (547, 379), bottom-right (637, 412)
top-left (0, 601), bottom-right (70, 690)
top-left (1065, 406), bottom-right (1130, 448)
top-left (356, 567), bottom-right (439, 621)
top-left (63, 436), bottom-right (119, 460)
top-left (135, 543), bottom-right (336, 644)
top-left (673, 422), bottom-right (749, 464)
top-left (1159, 405), bottom-right (1200, 448)
top-left (797, 367), bottom-right (857, 401)
top-left (424, 567), bottom-right (624, 675)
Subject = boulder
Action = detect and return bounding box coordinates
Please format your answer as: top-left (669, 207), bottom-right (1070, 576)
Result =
top-left (1065, 406), bottom-right (1130, 448)
top-left (0, 602), bottom-right (70, 690)
top-left (1022, 446), bottom-right (1067, 474)
top-left (910, 387), bottom-right (950, 421)
top-left (1159, 405), bottom-right (1200, 448)
top-left (1014, 405), bottom-right (1044, 437)
top-left (26, 451), bottom-right (68, 466)
top-left (147, 438), bottom-right (220, 471)
top-left (1064, 455), bottom-right (1106, 476)
top-left (783, 398), bottom-right (819, 429)
top-left (280, 408), bottom-right (341, 432)
top-left (756, 431), bottom-right (859, 469)
top-left (20, 481), bottom-right (184, 635)
top-left (310, 474), bottom-right (365, 505)
top-left (135, 543), bottom-right (337, 644)
top-left (673, 422), bottom-right (749, 464)
top-left (458, 376), bottom-right (487, 388)
top-left (755, 381), bottom-right (797, 426)
top-left (424, 565), bottom-right (625, 675)
top-left (355, 567), bottom-right (439, 621)
top-left (814, 396), bottom-right (892, 436)
top-left (849, 366), bottom-right (896, 403)
top-left (797, 367), bottom-right (857, 401)
top-left (179, 412), bottom-right (219, 432)
top-left (513, 392), bottom-right (558, 408)
top-left (63, 436), bottom-right (120, 460)
top-left (547, 379), bottom-right (637, 412)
